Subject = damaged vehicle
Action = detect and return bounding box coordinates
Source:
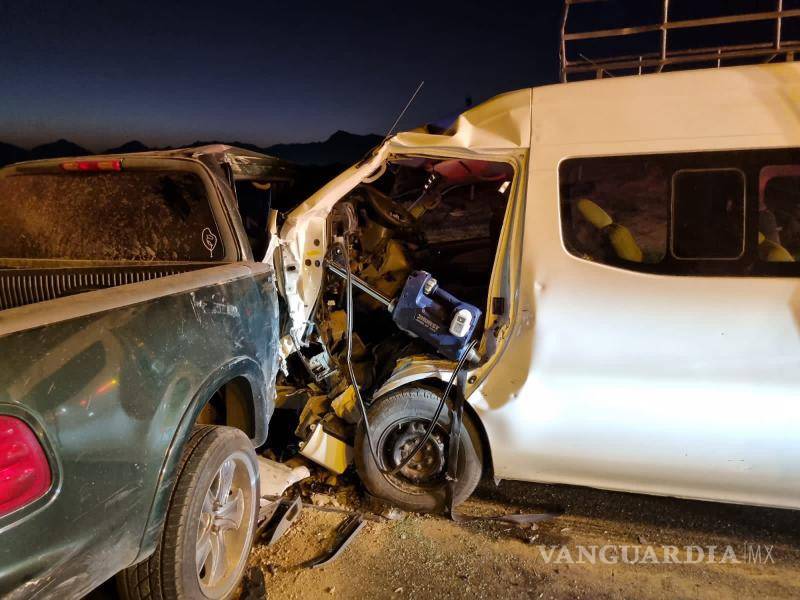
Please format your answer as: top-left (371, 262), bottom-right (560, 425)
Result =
top-left (0, 146), bottom-right (292, 599)
top-left (274, 62), bottom-right (800, 514)
top-left (273, 153), bottom-right (513, 512)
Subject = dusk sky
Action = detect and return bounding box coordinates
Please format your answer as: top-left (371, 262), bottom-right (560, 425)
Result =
top-left (0, 1), bottom-right (562, 150)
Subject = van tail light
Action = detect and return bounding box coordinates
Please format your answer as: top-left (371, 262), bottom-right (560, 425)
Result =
top-left (0, 416), bottom-right (51, 517)
top-left (60, 159), bottom-right (122, 172)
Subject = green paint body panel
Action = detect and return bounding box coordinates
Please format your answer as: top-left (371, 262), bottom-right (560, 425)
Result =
top-left (0, 269), bottom-right (279, 597)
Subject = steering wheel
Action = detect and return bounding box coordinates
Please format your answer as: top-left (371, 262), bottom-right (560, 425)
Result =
top-left (359, 185), bottom-right (414, 228)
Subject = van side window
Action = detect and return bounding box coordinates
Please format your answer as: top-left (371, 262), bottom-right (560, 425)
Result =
top-left (758, 166), bottom-right (800, 263)
top-left (671, 169), bottom-right (745, 260)
top-left (560, 156), bottom-right (668, 265)
top-left (560, 149), bottom-right (800, 276)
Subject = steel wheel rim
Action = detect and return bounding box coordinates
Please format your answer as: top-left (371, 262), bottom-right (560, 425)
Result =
top-left (380, 417), bottom-right (448, 494)
top-left (195, 450), bottom-right (256, 599)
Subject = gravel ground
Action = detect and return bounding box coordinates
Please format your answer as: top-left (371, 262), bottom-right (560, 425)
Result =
top-left (247, 478), bottom-right (800, 600)
top-left (86, 477), bottom-right (800, 599)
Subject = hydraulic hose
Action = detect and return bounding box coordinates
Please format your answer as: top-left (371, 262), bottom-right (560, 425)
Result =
top-left (337, 239), bottom-right (477, 477)
top-left (387, 337), bottom-right (477, 477)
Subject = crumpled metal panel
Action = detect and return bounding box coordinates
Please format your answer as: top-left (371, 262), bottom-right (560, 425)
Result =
top-left (393, 88), bottom-right (532, 151)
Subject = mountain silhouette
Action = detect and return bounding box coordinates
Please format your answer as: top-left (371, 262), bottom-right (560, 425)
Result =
top-left (264, 130), bottom-right (383, 165)
top-left (103, 140), bottom-right (150, 154)
top-left (30, 139), bottom-right (91, 160)
top-left (0, 131), bottom-right (382, 168)
top-left (0, 142), bottom-right (30, 166)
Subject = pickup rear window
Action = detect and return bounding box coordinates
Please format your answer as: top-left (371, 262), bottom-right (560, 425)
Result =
top-left (0, 171), bottom-right (223, 261)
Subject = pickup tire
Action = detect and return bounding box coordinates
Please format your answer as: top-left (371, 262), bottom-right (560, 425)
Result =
top-left (355, 386), bottom-right (484, 513)
top-left (117, 425), bottom-right (259, 600)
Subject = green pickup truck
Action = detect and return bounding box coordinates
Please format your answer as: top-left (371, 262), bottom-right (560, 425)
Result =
top-left (0, 146), bottom-right (292, 599)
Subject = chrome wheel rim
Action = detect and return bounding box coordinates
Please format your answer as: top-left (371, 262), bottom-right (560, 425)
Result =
top-left (196, 451), bottom-right (256, 598)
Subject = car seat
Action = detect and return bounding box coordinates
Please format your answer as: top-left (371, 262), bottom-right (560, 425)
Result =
top-left (758, 231), bottom-right (794, 262)
top-left (576, 198), bottom-right (643, 263)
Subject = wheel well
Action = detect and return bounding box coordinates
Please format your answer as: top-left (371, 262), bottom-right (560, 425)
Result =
top-left (413, 377), bottom-right (495, 482)
top-left (195, 375), bottom-right (256, 439)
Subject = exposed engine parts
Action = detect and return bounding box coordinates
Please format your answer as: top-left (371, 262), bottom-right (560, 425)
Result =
top-left (272, 156), bottom-right (513, 504)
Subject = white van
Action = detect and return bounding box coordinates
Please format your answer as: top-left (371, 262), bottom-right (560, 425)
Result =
top-left (276, 62), bottom-right (800, 512)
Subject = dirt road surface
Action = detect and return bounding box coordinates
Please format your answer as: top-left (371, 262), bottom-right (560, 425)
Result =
top-left (86, 477), bottom-right (800, 599)
top-left (247, 479), bottom-right (800, 600)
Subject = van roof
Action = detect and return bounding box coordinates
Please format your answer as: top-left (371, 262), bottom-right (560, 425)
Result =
top-left (390, 62), bottom-right (800, 154)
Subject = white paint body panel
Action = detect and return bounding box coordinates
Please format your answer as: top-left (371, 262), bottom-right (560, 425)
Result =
top-left (474, 64), bottom-right (800, 510)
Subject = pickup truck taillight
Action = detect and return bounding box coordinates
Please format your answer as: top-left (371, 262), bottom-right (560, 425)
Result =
top-left (60, 159), bottom-right (121, 172)
top-left (0, 416), bottom-right (51, 518)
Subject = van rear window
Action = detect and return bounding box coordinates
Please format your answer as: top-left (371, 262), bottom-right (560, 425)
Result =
top-left (0, 171), bottom-right (223, 261)
top-left (671, 169), bottom-right (745, 260)
top-left (759, 167), bottom-right (800, 264)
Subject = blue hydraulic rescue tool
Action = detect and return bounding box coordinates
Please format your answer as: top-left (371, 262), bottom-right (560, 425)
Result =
top-left (392, 271), bottom-right (482, 362)
top-left (324, 260), bottom-right (482, 363)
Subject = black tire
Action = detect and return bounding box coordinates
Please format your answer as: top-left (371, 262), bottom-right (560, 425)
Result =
top-left (355, 386), bottom-right (484, 512)
top-left (117, 425), bottom-right (259, 600)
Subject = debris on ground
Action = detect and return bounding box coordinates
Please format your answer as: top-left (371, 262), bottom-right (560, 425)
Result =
top-left (302, 514), bottom-right (366, 569)
top-left (258, 456), bottom-right (311, 497)
top-left (296, 466), bottom-right (363, 512)
top-left (260, 496), bottom-right (303, 546)
top-left (248, 479), bottom-right (800, 599)
top-left (238, 566), bottom-right (267, 600)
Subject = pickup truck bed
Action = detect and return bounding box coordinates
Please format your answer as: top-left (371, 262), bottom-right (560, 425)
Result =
top-left (0, 263), bottom-right (213, 311)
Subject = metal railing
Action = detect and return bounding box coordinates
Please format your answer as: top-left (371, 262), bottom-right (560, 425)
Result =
top-left (560, 0), bottom-right (800, 82)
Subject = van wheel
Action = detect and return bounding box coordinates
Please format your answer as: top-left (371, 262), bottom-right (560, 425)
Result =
top-left (355, 386), bottom-right (484, 513)
top-left (117, 425), bottom-right (259, 600)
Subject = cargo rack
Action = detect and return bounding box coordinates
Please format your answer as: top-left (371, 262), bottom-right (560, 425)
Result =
top-left (560, 0), bottom-right (800, 81)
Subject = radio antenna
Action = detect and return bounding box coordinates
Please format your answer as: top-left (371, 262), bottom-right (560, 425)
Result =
top-left (357, 80), bottom-right (425, 167)
top-left (384, 80), bottom-right (425, 140)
